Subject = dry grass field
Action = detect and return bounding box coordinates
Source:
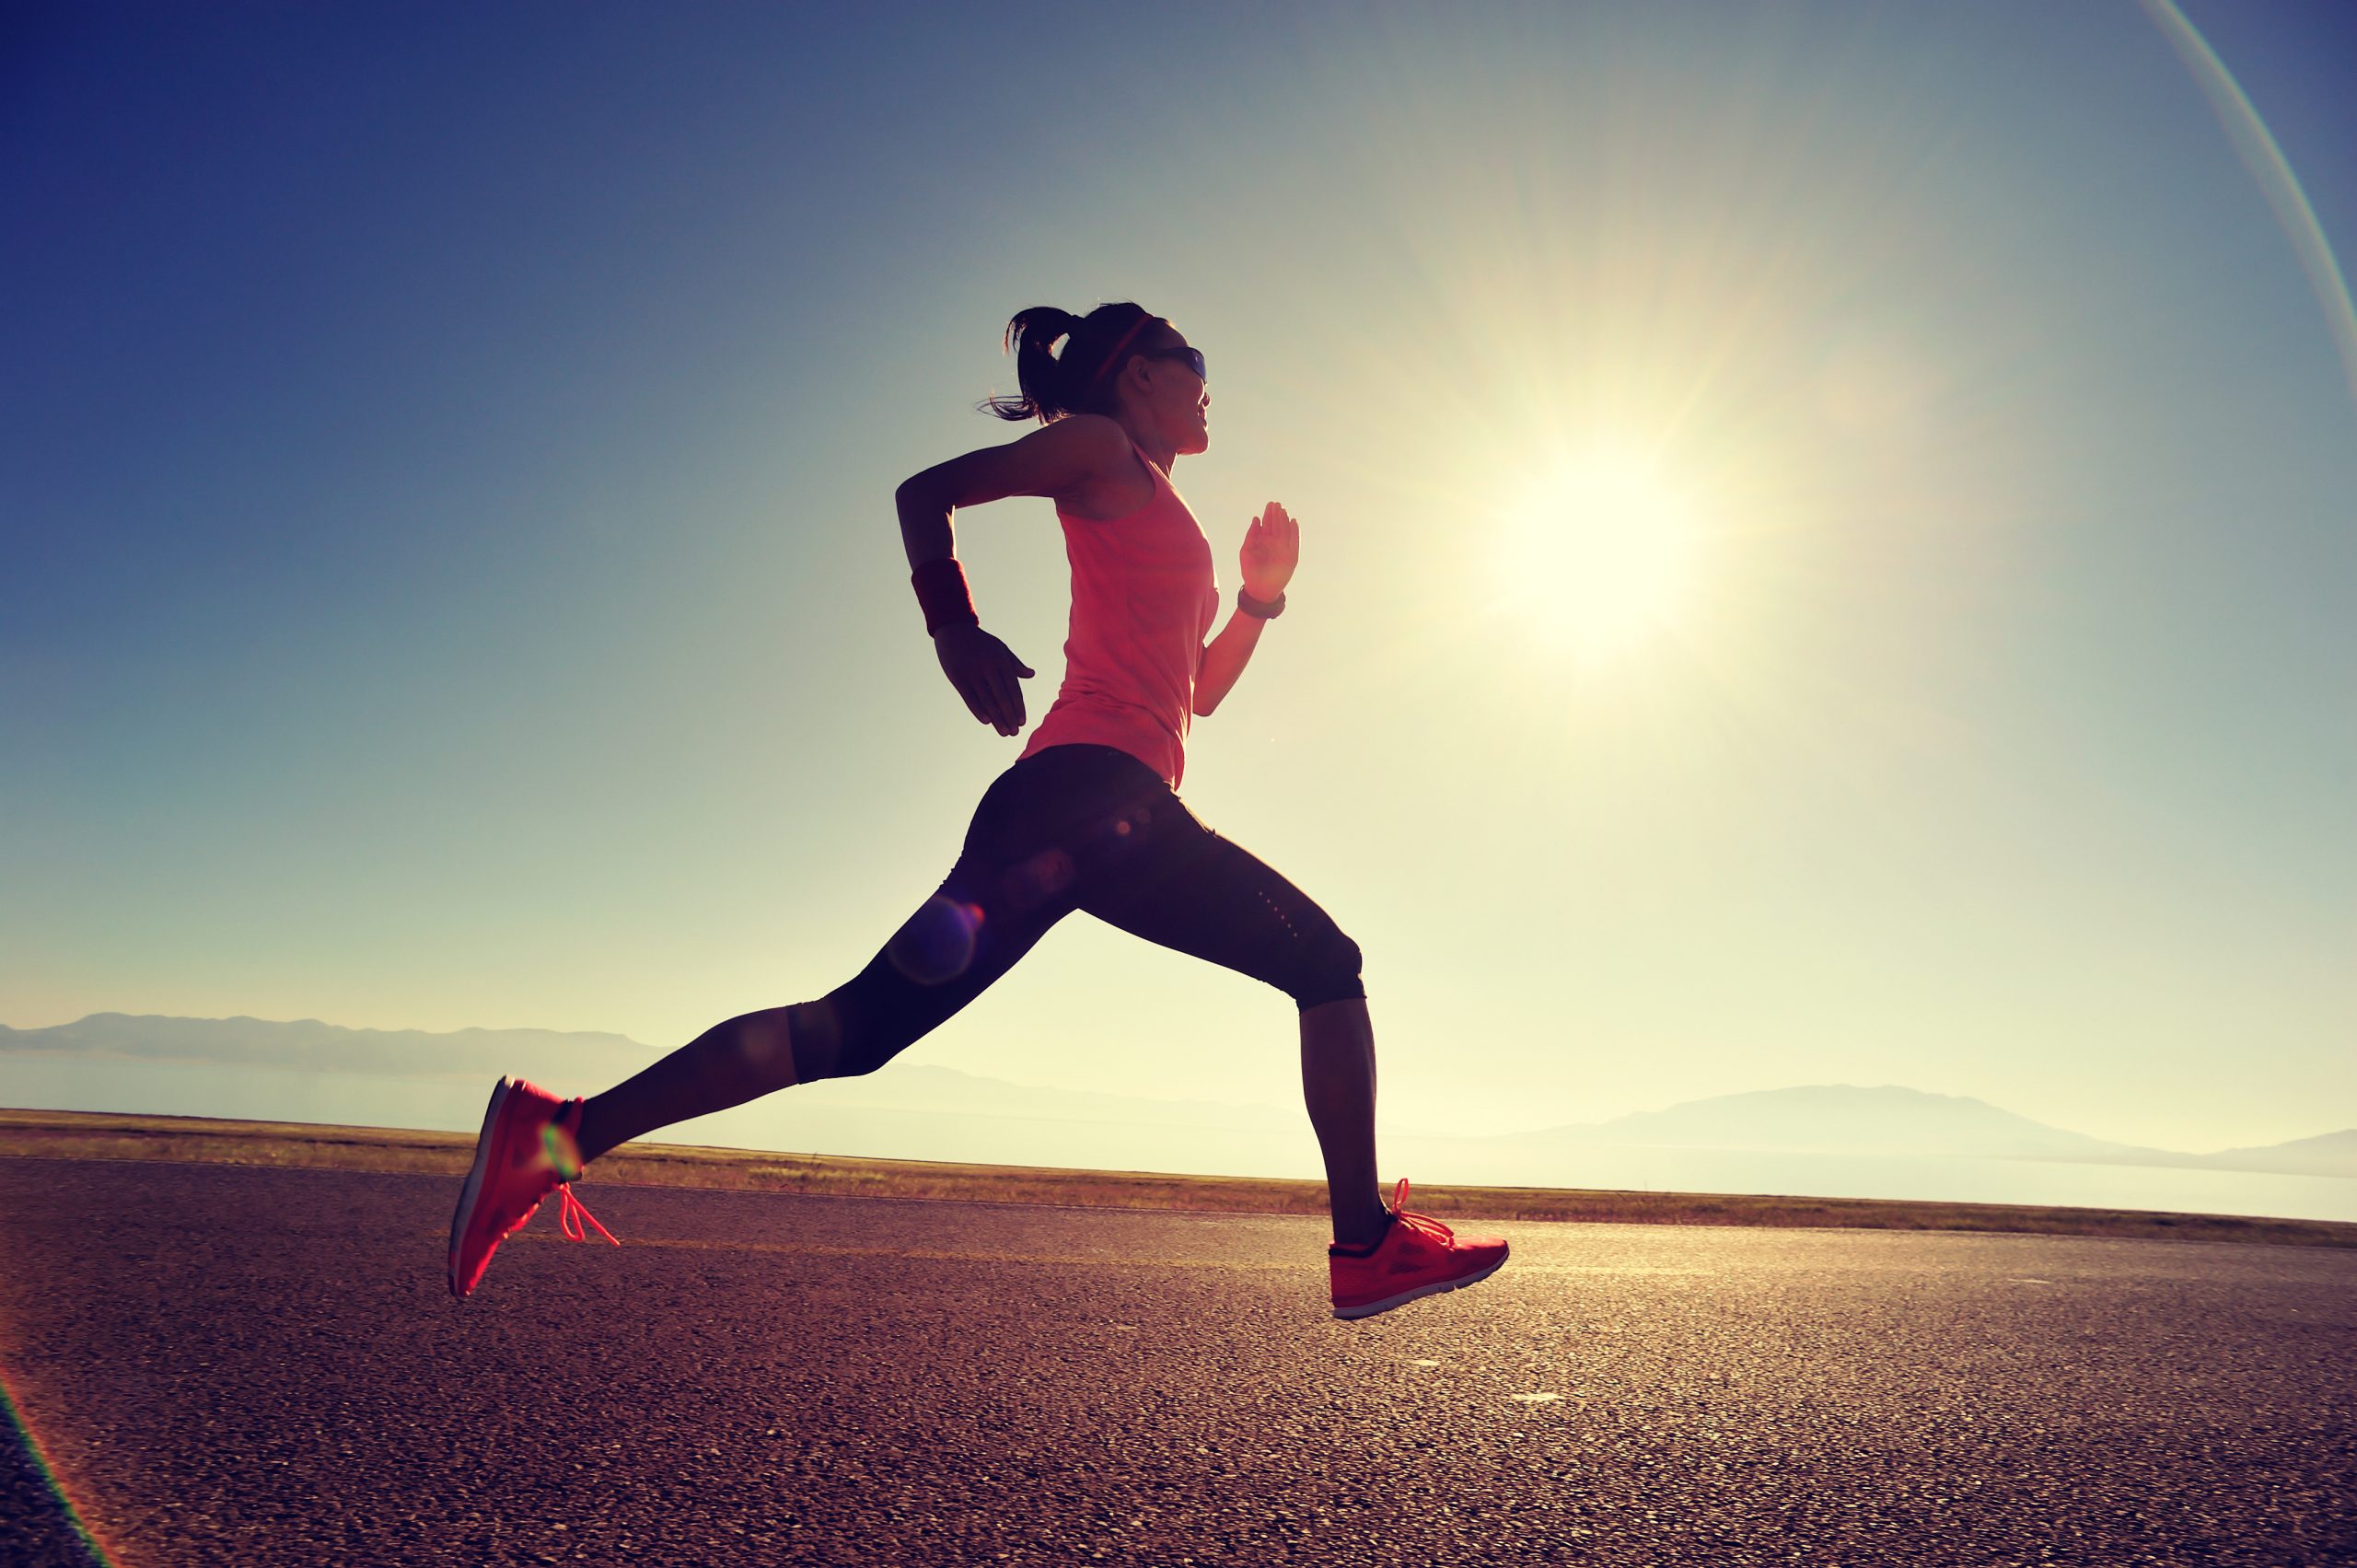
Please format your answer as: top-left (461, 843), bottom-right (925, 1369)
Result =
top-left (4, 1106), bottom-right (2351, 1249)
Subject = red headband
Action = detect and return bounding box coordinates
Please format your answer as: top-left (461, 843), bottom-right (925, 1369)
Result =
top-left (1089, 314), bottom-right (1155, 384)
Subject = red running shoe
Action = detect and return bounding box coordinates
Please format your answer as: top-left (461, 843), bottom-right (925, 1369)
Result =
top-left (1329, 1179), bottom-right (1508, 1320)
top-left (447, 1076), bottom-right (617, 1298)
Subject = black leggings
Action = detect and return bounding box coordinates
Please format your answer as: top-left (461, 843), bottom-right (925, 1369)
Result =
top-left (792, 743), bottom-right (1365, 1080)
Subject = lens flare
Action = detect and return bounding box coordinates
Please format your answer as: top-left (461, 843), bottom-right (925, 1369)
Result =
top-left (2142, 0), bottom-right (2357, 421)
top-left (2, 1370), bottom-right (116, 1566)
top-left (885, 894), bottom-right (984, 984)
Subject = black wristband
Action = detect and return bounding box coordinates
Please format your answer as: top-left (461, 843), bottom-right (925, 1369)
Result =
top-left (1237, 586), bottom-right (1286, 620)
top-left (911, 558), bottom-right (980, 636)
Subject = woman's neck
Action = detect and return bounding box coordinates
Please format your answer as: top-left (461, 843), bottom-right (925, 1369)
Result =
top-left (1118, 417), bottom-right (1178, 474)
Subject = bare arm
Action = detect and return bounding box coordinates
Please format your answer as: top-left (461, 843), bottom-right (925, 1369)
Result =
top-left (894, 414), bottom-right (1132, 567)
top-left (1193, 611), bottom-right (1268, 718)
top-left (1193, 502), bottom-right (1299, 718)
top-left (894, 415), bottom-right (1132, 736)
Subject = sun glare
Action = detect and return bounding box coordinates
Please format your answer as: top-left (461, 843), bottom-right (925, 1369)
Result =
top-left (1494, 447), bottom-right (1701, 663)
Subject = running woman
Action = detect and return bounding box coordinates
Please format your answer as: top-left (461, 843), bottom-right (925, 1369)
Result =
top-left (447, 302), bottom-right (1509, 1320)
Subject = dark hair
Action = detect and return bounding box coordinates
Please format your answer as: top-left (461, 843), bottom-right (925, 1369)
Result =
top-left (981, 302), bottom-right (1169, 423)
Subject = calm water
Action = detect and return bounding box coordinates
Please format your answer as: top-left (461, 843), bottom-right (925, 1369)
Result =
top-left (6, 1057), bottom-right (2351, 1225)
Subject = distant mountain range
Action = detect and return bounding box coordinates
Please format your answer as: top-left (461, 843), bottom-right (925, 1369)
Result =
top-left (0, 1012), bottom-right (659, 1088)
top-left (1492, 1085), bottom-right (2357, 1179)
top-left (5, 1013), bottom-right (2351, 1179)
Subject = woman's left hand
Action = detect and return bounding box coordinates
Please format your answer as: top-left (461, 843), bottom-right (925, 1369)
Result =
top-left (1239, 502), bottom-right (1299, 600)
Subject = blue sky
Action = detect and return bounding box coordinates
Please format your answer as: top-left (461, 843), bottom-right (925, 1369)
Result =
top-left (5, 1), bottom-right (2352, 1154)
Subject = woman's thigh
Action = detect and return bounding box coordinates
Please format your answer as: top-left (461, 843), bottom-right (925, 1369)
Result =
top-left (811, 746), bottom-right (1166, 1074)
top-left (1077, 797), bottom-right (1364, 1009)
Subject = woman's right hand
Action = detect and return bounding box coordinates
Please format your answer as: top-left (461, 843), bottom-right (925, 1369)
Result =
top-left (934, 622), bottom-right (1036, 737)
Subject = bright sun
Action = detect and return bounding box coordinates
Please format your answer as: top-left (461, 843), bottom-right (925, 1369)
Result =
top-left (1494, 447), bottom-right (1700, 663)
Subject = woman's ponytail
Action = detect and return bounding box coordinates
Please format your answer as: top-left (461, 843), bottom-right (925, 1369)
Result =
top-left (981, 307), bottom-right (1083, 422)
top-left (980, 302), bottom-right (1159, 423)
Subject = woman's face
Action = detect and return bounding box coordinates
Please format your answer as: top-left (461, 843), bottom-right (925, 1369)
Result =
top-left (1124, 326), bottom-right (1211, 455)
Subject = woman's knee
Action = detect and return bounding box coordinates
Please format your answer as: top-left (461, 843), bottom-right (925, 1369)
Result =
top-left (707, 1005), bottom-right (809, 1090)
top-left (1288, 925), bottom-right (1365, 1010)
top-left (793, 970), bottom-right (933, 1082)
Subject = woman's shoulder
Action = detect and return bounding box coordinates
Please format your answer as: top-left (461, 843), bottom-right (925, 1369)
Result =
top-left (1049, 415), bottom-right (1156, 521)
top-left (1045, 412), bottom-right (1137, 469)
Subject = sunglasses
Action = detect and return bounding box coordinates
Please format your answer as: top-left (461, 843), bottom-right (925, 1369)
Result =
top-left (1141, 346), bottom-right (1208, 382)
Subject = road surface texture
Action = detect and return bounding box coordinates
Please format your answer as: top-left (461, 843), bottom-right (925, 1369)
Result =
top-left (1, 1157), bottom-right (2351, 1567)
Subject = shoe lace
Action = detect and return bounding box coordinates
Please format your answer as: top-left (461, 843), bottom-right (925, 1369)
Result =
top-left (555, 1183), bottom-right (618, 1247)
top-left (1388, 1178), bottom-right (1456, 1245)
top-left (541, 1110), bottom-right (618, 1248)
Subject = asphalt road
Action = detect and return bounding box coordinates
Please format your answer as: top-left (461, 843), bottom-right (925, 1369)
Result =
top-left (1, 1158), bottom-right (2351, 1567)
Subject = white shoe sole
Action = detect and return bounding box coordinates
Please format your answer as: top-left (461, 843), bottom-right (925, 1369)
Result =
top-left (447, 1076), bottom-right (514, 1295)
top-left (1332, 1248), bottom-right (1509, 1320)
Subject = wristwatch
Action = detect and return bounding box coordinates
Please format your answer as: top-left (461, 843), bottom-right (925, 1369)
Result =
top-left (1237, 587), bottom-right (1285, 620)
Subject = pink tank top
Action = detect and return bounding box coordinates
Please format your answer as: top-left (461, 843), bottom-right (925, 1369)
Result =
top-left (1019, 439), bottom-right (1220, 787)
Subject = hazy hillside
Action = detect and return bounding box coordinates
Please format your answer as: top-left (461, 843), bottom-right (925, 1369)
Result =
top-left (784, 1062), bottom-right (1307, 1133)
top-left (1489, 1084), bottom-right (2355, 1177)
top-left (6, 1016), bottom-right (2350, 1179)
top-left (1492, 1083), bottom-right (2165, 1159)
top-left (2191, 1128), bottom-right (2357, 1179)
top-left (0, 1014), bottom-right (1306, 1132)
top-left (0, 1013), bottom-right (660, 1087)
